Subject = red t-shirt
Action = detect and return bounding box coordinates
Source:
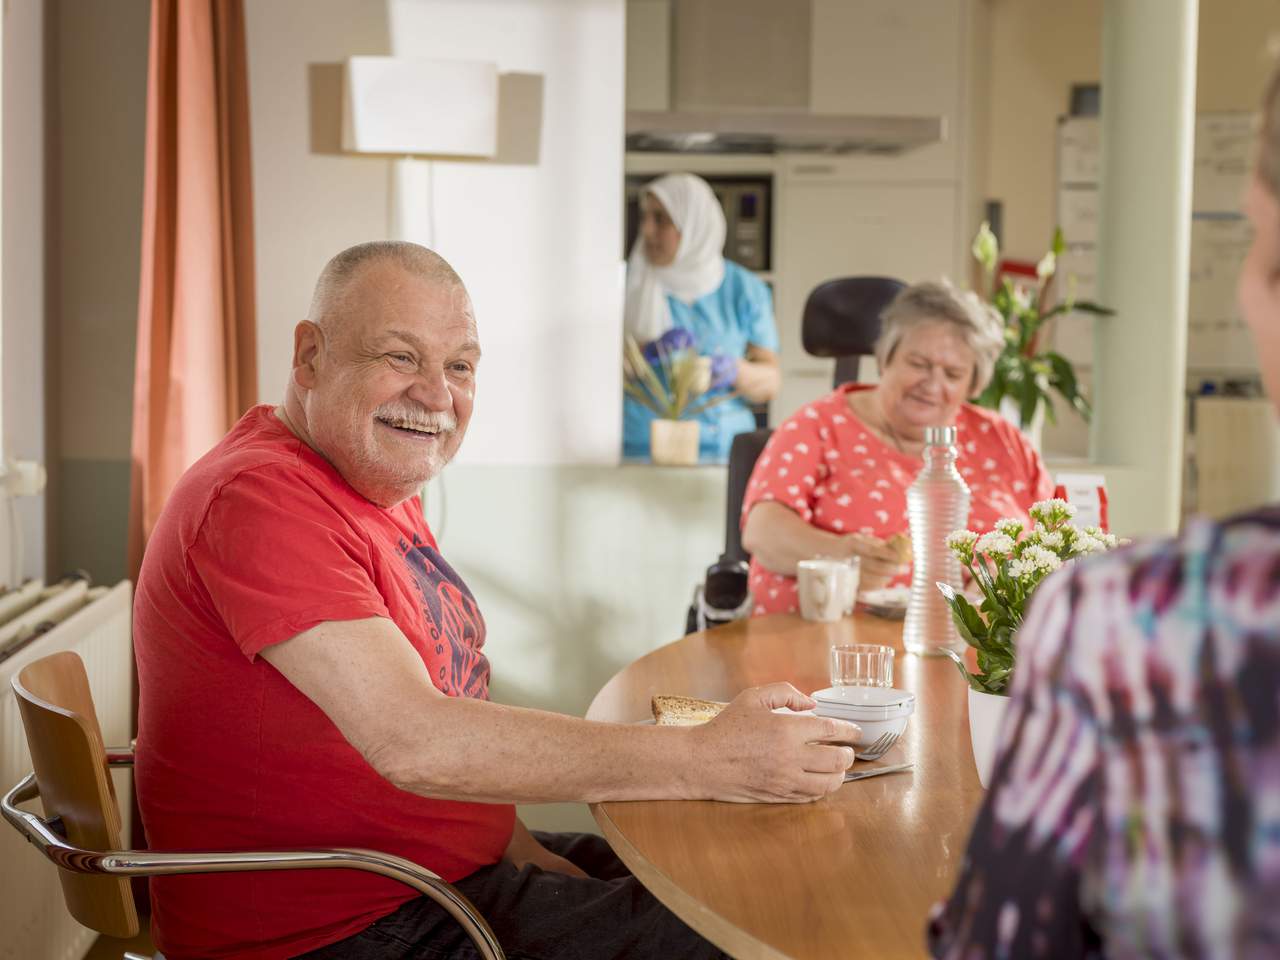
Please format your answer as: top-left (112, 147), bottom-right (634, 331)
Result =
top-left (742, 384), bottom-right (1054, 615)
top-left (134, 405), bottom-right (515, 960)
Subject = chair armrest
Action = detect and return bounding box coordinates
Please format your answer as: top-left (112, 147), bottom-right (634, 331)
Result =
top-left (2, 771), bottom-right (503, 959)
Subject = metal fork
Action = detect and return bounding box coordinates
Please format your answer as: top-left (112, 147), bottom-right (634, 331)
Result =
top-left (854, 731), bottom-right (899, 761)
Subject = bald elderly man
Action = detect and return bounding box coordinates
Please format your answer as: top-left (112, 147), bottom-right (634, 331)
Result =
top-left (133, 242), bottom-right (857, 960)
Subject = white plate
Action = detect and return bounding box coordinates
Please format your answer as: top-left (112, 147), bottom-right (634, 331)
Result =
top-left (858, 586), bottom-right (909, 620)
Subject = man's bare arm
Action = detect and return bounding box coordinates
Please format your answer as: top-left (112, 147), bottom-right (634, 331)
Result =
top-left (260, 617), bottom-right (858, 805)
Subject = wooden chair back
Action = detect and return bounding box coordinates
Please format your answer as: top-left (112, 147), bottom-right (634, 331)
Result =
top-left (13, 650), bottom-right (139, 937)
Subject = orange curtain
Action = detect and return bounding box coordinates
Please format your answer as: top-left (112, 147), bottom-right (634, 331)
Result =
top-left (128, 0), bottom-right (257, 579)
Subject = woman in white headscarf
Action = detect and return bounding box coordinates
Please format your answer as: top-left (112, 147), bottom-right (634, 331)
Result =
top-left (623, 173), bottom-right (781, 462)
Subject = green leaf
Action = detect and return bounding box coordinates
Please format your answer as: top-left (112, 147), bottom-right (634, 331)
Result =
top-left (1042, 391), bottom-right (1058, 426)
top-left (1067, 301), bottom-right (1115, 317)
top-left (946, 594), bottom-right (989, 649)
top-left (1018, 378), bottom-right (1040, 428)
top-left (623, 381), bottom-right (666, 417)
top-left (1043, 351), bottom-right (1091, 421)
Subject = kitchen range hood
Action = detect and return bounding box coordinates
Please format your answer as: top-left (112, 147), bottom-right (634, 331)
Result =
top-left (625, 110), bottom-right (945, 155)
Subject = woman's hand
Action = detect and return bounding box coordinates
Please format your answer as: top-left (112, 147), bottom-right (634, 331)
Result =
top-left (708, 352), bottom-right (738, 389)
top-left (842, 533), bottom-right (909, 592)
top-left (641, 327), bottom-right (695, 364)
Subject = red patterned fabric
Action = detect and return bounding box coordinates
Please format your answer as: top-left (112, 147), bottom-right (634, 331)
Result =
top-left (742, 384), bottom-right (1054, 615)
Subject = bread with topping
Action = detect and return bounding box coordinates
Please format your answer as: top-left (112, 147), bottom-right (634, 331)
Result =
top-left (885, 532), bottom-right (913, 565)
top-left (651, 695), bottom-right (727, 726)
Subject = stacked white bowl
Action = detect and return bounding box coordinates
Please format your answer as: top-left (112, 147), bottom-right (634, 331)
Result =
top-left (810, 686), bottom-right (915, 751)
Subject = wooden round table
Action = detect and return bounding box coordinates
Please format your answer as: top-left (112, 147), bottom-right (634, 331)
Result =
top-left (586, 613), bottom-right (984, 960)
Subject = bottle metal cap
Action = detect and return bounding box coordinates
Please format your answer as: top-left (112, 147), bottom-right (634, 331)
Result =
top-left (924, 425), bottom-right (957, 446)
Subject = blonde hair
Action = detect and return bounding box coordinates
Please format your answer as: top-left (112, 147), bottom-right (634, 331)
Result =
top-left (874, 281), bottom-right (1005, 395)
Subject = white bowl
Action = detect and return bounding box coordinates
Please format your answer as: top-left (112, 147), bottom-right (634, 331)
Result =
top-left (811, 686), bottom-right (914, 748)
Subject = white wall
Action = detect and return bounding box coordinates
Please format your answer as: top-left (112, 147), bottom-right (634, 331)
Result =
top-left (388, 0), bottom-right (624, 466)
top-left (249, 0), bottom-right (624, 467)
top-left (247, 0), bottom-right (396, 406)
top-left (1, 0), bottom-right (47, 584)
top-left (247, 0), bottom-right (630, 832)
top-left (52, 0), bottom-right (149, 586)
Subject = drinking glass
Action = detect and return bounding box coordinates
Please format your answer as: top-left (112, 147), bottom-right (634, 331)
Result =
top-left (829, 643), bottom-right (895, 688)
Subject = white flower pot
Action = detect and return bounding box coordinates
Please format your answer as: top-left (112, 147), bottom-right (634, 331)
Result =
top-left (998, 395), bottom-right (1045, 452)
top-left (650, 419), bottom-right (699, 466)
top-left (967, 686), bottom-right (1011, 789)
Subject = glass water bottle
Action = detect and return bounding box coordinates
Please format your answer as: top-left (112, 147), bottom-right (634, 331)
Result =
top-left (903, 426), bottom-right (971, 656)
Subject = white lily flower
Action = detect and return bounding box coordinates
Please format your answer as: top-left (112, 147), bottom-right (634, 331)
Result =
top-left (1036, 250), bottom-right (1057, 279)
top-left (972, 221), bottom-right (999, 273)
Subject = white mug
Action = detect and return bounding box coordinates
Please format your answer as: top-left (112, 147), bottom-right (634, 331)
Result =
top-left (837, 556), bottom-right (861, 614)
top-left (797, 559), bottom-right (850, 622)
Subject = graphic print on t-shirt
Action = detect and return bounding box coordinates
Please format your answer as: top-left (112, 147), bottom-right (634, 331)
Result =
top-left (399, 535), bottom-right (491, 699)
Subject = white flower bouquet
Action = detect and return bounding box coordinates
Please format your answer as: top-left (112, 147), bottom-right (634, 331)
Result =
top-left (937, 499), bottom-right (1122, 695)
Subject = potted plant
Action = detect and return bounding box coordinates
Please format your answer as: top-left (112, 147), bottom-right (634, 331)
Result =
top-left (623, 333), bottom-right (734, 466)
top-left (969, 222), bottom-right (1114, 448)
top-left (936, 499), bottom-right (1123, 787)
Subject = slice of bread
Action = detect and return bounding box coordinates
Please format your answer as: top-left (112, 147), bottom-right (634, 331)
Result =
top-left (885, 532), bottom-right (913, 564)
top-left (651, 695), bottom-right (728, 726)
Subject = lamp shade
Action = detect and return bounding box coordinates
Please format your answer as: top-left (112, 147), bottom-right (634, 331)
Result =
top-left (342, 56), bottom-right (499, 157)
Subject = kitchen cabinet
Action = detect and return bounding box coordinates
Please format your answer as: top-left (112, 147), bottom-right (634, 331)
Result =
top-left (625, 0), bottom-right (671, 111)
top-left (672, 0), bottom-right (811, 110)
top-left (811, 0), bottom-right (961, 118)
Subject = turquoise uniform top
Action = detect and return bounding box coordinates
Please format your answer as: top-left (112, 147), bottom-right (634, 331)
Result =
top-left (623, 260), bottom-right (779, 463)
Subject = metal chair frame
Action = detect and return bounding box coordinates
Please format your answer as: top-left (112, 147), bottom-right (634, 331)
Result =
top-left (2, 746), bottom-right (505, 960)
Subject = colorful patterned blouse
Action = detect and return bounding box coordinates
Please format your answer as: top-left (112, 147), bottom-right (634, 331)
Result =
top-left (928, 506), bottom-right (1280, 959)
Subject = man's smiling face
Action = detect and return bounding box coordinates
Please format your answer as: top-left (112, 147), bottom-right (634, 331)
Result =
top-left (294, 258), bottom-right (480, 506)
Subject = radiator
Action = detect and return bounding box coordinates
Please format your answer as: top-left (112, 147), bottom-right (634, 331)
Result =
top-left (0, 580), bottom-right (133, 960)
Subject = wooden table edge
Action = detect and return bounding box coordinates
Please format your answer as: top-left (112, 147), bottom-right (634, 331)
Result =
top-left (589, 799), bottom-right (793, 960)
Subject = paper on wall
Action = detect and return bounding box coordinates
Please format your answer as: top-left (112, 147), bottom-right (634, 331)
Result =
top-left (1187, 215), bottom-right (1256, 372)
top-left (1057, 116), bottom-right (1100, 186)
top-left (1057, 186), bottom-right (1099, 247)
top-left (1193, 113), bottom-right (1253, 215)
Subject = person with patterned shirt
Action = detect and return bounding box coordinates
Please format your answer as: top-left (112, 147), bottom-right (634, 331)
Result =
top-left (741, 281), bottom-right (1054, 616)
top-left (926, 63), bottom-right (1280, 959)
top-left (133, 242), bottom-right (861, 960)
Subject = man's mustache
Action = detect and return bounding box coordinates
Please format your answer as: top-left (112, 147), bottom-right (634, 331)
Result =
top-left (373, 404), bottom-right (457, 433)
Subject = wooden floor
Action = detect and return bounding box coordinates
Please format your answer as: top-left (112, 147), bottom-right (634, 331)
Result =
top-left (85, 928), bottom-right (154, 960)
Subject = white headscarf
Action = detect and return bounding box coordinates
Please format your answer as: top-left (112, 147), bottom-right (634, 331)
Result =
top-left (623, 173), bottom-right (727, 343)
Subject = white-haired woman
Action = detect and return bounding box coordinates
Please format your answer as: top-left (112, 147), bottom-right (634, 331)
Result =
top-left (623, 173), bottom-right (781, 462)
top-left (741, 280), bottom-right (1053, 616)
